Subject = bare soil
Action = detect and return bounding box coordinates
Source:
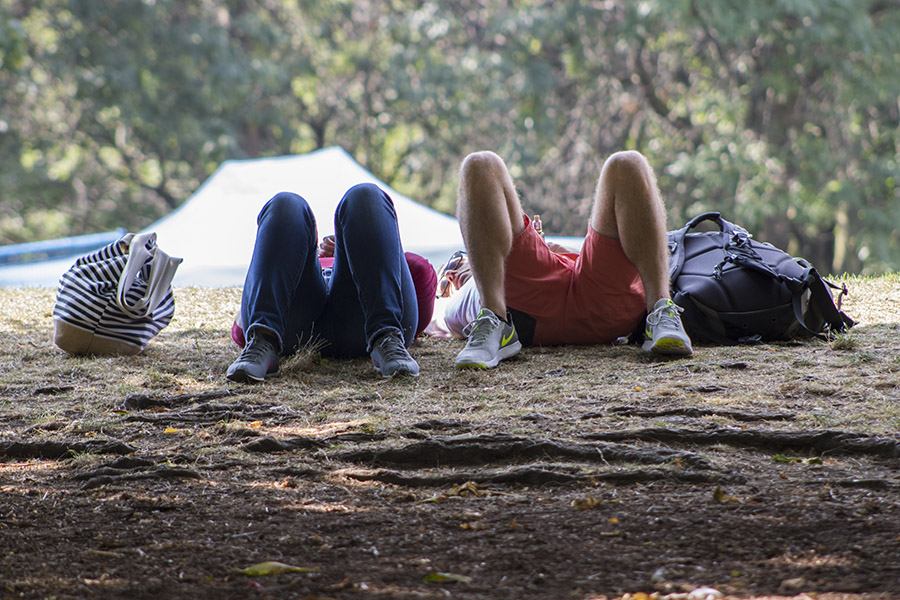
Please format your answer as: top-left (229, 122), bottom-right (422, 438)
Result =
top-left (1, 278), bottom-right (899, 600)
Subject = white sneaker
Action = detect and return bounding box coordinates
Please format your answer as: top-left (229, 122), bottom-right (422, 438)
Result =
top-left (455, 308), bottom-right (522, 369)
top-left (642, 299), bottom-right (693, 356)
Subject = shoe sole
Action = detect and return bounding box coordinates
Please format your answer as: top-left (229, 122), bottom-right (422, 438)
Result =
top-left (226, 368), bottom-right (265, 383)
top-left (643, 338), bottom-right (693, 356)
top-left (455, 341), bottom-right (522, 369)
top-left (375, 363), bottom-right (420, 378)
top-left (226, 370), bottom-right (262, 383)
top-left (372, 358), bottom-right (420, 378)
top-left (380, 368), bottom-right (420, 378)
top-left (226, 365), bottom-right (277, 383)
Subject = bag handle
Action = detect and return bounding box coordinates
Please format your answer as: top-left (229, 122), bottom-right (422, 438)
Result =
top-left (668, 212), bottom-right (741, 282)
top-left (116, 232), bottom-right (183, 319)
top-left (685, 211), bottom-right (724, 232)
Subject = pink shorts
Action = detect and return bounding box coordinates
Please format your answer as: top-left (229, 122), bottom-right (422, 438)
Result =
top-left (505, 215), bottom-right (646, 345)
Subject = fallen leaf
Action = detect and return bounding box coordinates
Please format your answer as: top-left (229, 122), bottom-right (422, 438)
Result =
top-left (423, 572), bottom-right (473, 584)
top-left (572, 497), bottom-right (602, 509)
top-left (234, 561), bottom-right (319, 576)
top-left (448, 481), bottom-right (483, 496)
top-left (773, 453), bottom-right (802, 463)
top-left (712, 486), bottom-right (738, 503)
top-left (422, 481), bottom-right (487, 503)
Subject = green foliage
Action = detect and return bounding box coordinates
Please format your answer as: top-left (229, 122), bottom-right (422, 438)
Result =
top-left (1, 0), bottom-right (898, 274)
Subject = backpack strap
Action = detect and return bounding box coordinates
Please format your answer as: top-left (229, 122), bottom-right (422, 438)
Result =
top-left (673, 290), bottom-right (738, 345)
top-left (708, 215), bottom-right (787, 282)
top-left (780, 260), bottom-right (853, 340)
top-left (802, 267), bottom-right (855, 335)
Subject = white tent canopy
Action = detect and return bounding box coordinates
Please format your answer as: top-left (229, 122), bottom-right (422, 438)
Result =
top-left (0, 147), bottom-right (465, 287)
top-left (0, 146), bottom-right (585, 287)
top-left (146, 146), bottom-right (465, 286)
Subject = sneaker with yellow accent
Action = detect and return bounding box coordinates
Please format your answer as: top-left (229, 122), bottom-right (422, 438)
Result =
top-left (455, 308), bottom-right (522, 369)
top-left (642, 298), bottom-right (693, 356)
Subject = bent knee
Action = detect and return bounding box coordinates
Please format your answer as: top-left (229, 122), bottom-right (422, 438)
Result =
top-left (259, 191), bottom-right (312, 224)
top-left (459, 151), bottom-right (507, 182)
top-left (337, 183), bottom-right (394, 220)
top-left (603, 150), bottom-right (652, 180)
top-left (343, 182), bottom-right (384, 201)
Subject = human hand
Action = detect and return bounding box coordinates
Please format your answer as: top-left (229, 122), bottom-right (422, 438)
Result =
top-left (318, 235), bottom-right (336, 258)
top-left (546, 241), bottom-right (576, 254)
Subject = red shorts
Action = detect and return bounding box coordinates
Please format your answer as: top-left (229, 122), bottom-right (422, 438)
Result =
top-left (505, 215), bottom-right (646, 345)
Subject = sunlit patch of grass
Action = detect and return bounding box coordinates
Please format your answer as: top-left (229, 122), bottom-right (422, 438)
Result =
top-left (279, 339), bottom-right (329, 375)
top-left (848, 351), bottom-right (876, 364)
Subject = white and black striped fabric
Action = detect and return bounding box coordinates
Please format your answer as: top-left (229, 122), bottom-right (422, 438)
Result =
top-left (53, 235), bottom-right (176, 352)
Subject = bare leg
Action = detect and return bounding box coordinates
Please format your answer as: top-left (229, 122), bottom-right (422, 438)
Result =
top-left (590, 150), bottom-right (671, 312)
top-left (456, 151), bottom-right (526, 316)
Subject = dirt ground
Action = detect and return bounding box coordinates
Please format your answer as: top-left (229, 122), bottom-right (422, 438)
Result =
top-left (1, 277), bottom-right (898, 600)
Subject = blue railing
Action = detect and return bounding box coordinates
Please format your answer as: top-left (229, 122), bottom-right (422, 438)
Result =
top-left (0, 229), bottom-right (127, 265)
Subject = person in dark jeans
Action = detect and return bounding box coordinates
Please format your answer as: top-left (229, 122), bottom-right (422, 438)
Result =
top-left (227, 183), bottom-right (432, 382)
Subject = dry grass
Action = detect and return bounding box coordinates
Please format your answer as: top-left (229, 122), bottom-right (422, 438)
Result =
top-left (1, 274), bottom-right (897, 438)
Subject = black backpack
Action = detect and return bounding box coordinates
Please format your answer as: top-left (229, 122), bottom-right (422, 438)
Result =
top-left (667, 212), bottom-right (854, 344)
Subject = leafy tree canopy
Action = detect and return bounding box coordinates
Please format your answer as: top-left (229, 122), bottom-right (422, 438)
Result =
top-left (1, 0), bottom-right (897, 273)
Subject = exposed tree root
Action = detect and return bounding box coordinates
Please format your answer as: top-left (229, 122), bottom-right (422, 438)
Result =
top-left (582, 406), bottom-right (795, 422)
top-left (269, 466), bottom-right (322, 479)
top-left (0, 440), bottom-right (135, 459)
top-left (652, 361), bottom-right (749, 373)
top-left (121, 401), bottom-right (305, 424)
top-left (118, 389), bottom-right (235, 410)
top-left (242, 432), bottom-right (387, 453)
top-left (242, 436), bottom-right (328, 453)
top-left (342, 466), bottom-right (744, 488)
top-left (831, 478), bottom-right (895, 490)
top-left (581, 427), bottom-right (900, 458)
top-left (331, 434), bottom-right (713, 469)
top-left (409, 419), bottom-right (471, 431)
top-left (32, 385), bottom-right (75, 396)
top-left (73, 465), bottom-right (202, 490)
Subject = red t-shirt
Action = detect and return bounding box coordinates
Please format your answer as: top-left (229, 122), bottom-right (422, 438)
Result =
top-left (503, 216), bottom-right (646, 345)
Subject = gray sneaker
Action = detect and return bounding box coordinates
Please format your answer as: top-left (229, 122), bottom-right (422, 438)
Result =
top-left (642, 298), bottom-right (693, 356)
top-left (226, 333), bottom-right (280, 383)
top-left (455, 308), bottom-right (522, 369)
top-left (370, 330), bottom-right (419, 378)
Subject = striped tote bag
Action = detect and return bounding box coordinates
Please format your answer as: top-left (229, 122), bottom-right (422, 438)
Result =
top-left (53, 232), bottom-right (183, 355)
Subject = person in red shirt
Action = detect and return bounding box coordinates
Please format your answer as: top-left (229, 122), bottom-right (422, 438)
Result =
top-left (452, 150), bottom-right (692, 368)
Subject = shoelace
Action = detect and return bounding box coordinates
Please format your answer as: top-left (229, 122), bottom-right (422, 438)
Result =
top-left (376, 333), bottom-right (409, 361)
top-left (462, 313), bottom-right (500, 343)
top-left (647, 302), bottom-right (684, 329)
top-left (240, 336), bottom-right (275, 362)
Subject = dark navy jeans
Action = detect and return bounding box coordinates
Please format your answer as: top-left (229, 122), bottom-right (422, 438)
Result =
top-left (240, 183), bottom-right (418, 358)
